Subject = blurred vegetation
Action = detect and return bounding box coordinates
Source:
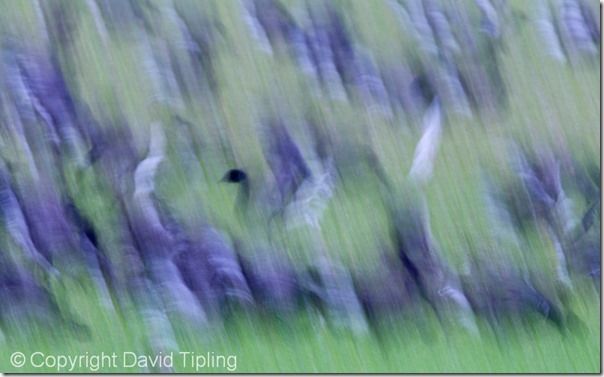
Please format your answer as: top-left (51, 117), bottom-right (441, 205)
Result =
top-left (0, 0), bottom-right (599, 373)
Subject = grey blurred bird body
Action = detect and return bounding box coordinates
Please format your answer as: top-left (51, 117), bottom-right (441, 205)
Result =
top-left (2, 40), bottom-right (100, 167)
top-left (175, 225), bottom-right (253, 321)
top-left (352, 252), bottom-right (424, 338)
top-left (494, 146), bottom-right (577, 287)
top-left (261, 118), bottom-right (313, 216)
top-left (95, 0), bottom-right (158, 35)
top-left (461, 253), bottom-right (570, 334)
top-left (117, 124), bottom-right (209, 329)
top-left (538, 0), bottom-right (599, 64)
top-left (389, 194), bottom-right (478, 334)
top-left (380, 63), bottom-right (427, 123)
top-left (292, 9), bottom-right (347, 100)
top-left (560, 0), bottom-right (599, 57)
top-left (236, 246), bottom-right (303, 317)
top-left (242, 0), bottom-right (299, 55)
top-left (505, 146), bottom-right (574, 234)
top-left (0, 169), bottom-right (57, 277)
top-left (168, 2), bottom-right (222, 97)
top-left (302, 255), bottom-right (369, 335)
top-left (0, 249), bottom-right (90, 341)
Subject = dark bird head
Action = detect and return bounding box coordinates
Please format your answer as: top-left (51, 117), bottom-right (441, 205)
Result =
top-left (410, 73), bottom-right (435, 107)
top-left (221, 169), bottom-right (251, 213)
top-left (221, 169), bottom-right (248, 184)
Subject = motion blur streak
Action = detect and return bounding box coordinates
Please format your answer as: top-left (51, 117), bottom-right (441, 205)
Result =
top-left (0, 0), bottom-right (599, 373)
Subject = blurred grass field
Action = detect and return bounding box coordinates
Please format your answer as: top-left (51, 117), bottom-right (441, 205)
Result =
top-left (0, 0), bottom-right (600, 373)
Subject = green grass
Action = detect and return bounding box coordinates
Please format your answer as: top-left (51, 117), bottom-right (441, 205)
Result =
top-left (0, 277), bottom-right (599, 372)
top-left (0, 0), bottom-right (599, 373)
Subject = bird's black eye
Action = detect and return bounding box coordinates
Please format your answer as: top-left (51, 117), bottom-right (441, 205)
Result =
top-left (222, 169), bottom-right (247, 183)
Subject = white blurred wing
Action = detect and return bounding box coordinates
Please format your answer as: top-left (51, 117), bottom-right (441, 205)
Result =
top-left (409, 99), bottom-right (443, 185)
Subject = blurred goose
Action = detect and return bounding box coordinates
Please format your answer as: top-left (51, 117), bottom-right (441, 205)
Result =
top-left (496, 144), bottom-right (582, 288)
top-left (241, 0), bottom-right (300, 55)
top-left (537, 0), bottom-right (599, 64)
top-left (389, 195), bottom-right (478, 334)
top-left (167, 2), bottom-right (223, 97)
top-left (122, 123), bottom-right (209, 327)
top-left (291, 4), bottom-right (347, 100)
top-left (0, 248), bottom-right (90, 342)
top-left (305, 114), bottom-right (390, 192)
top-left (352, 250), bottom-right (426, 341)
top-left (0, 165), bottom-right (57, 278)
top-left (95, 0), bottom-right (158, 35)
top-left (460, 252), bottom-right (572, 335)
top-left (301, 254), bottom-right (369, 336)
top-left (263, 118), bottom-right (313, 209)
top-left (560, 0), bottom-right (599, 57)
top-left (175, 222), bottom-right (253, 322)
top-left (1, 40), bottom-right (89, 166)
top-left (236, 244), bottom-right (304, 318)
top-left (504, 145), bottom-right (575, 234)
top-left (565, 206), bottom-right (600, 286)
top-left (475, 0), bottom-right (501, 38)
top-left (222, 117), bottom-right (313, 224)
top-left (379, 63), bottom-right (427, 124)
top-left (536, 0), bottom-right (570, 63)
top-left (388, 0), bottom-right (438, 56)
top-left (423, 0), bottom-right (461, 58)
